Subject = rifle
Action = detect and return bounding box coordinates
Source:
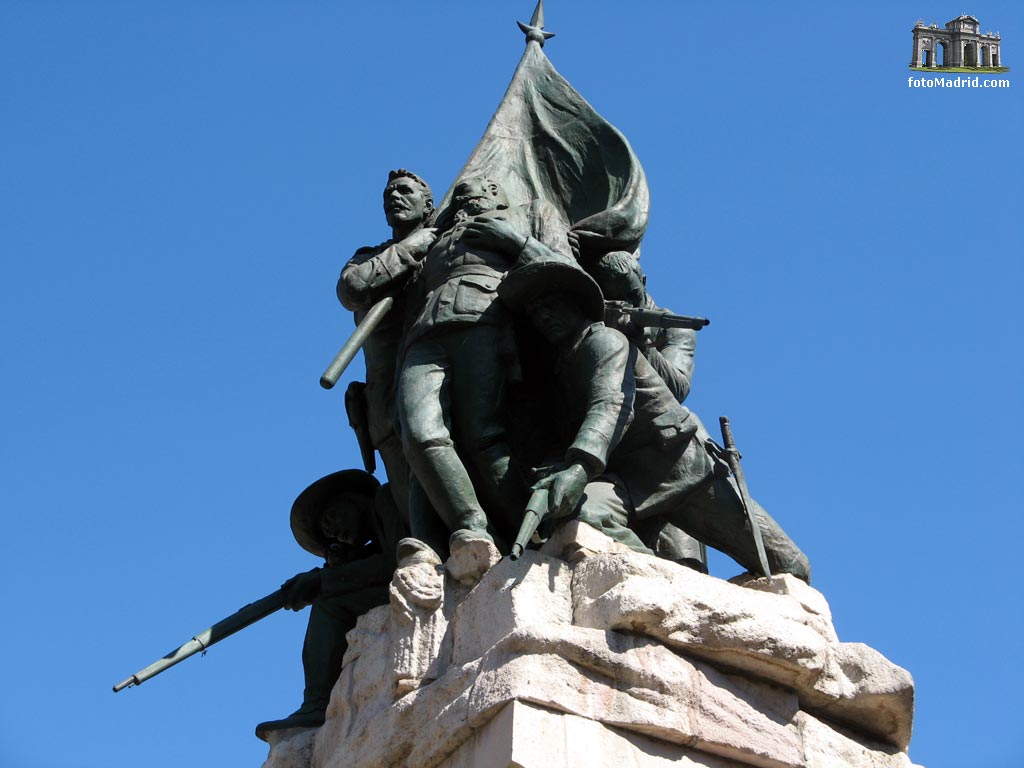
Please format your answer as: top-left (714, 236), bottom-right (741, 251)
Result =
top-left (603, 300), bottom-right (710, 331)
top-left (509, 488), bottom-right (549, 560)
top-left (112, 587), bottom-right (287, 692)
top-left (320, 296), bottom-right (394, 389)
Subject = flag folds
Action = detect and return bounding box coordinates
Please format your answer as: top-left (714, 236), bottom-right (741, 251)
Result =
top-left (438, 39), bottom-right (649, 261)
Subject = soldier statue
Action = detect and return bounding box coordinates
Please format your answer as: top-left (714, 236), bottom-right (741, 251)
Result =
top-left (498, 250), bottom-right (811, 582)
top-left (255, 470), bottom-right (405, 740)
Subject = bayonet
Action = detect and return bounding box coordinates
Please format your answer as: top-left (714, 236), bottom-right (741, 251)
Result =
top-left (718, 416), bottom-right (772, 578)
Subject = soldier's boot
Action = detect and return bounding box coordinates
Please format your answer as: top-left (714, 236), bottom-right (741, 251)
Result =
top-left (446, 529), bottom-right (501, 586)
top-left (255, 601), bottom-right (352, 741)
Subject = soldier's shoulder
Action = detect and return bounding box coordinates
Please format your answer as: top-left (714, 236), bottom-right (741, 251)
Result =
top-left (586, 321), bottom-right (624, 340)
top-left (581, 322), bottom-right (630, 353)
top-left (348, 240), bottom-right (396, 261)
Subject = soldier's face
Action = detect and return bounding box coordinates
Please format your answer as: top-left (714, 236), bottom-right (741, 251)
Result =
top-left (320, 494), bottom-right (370, 546)
top-left (453, 179), bottom-right (499, 216)
top-left (595, 269), bottom-right (645, 307)
top-left (527, 292), bottom-right (587, 346)
top-left (383, 177), bottom-right (430, 229)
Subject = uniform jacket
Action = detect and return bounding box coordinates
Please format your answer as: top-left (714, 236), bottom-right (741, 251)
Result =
top-left (337, 239), bottom-right (419, 445)
top-left (640, 294), bottom-right (697, 403)
top-left (319, 486), bottom-right (404, 603)
top-left (405, 199), bottom-right (571, 345)
top-left (557, 323), bottom-right (713, 519)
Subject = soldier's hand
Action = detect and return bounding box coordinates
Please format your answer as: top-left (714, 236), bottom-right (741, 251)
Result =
top-left (401, 227), bottom-right (438, 258)
top-left (533, 463), bottom-right (588, 519)
top-left (461, 216), bottom-right (525, 256)
top-left (605, 308), bottom-right (645, 345)
top-left (281, 568), bottom-right (322, 611)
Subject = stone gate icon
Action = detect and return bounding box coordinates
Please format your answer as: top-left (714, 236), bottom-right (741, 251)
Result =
top-left (910, 15), bottom-right (1002, 68)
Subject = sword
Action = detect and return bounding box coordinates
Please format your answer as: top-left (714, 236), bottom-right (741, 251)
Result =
top-left (718, 416), bottom-right (772, 578)
top-left (320, 296), bottom-right (394, 389)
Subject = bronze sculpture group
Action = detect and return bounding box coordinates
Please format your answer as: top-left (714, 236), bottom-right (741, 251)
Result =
top-left (113, 3), bottom-right (812, 743)
top-left (251, 151), bottom-right (811, 733)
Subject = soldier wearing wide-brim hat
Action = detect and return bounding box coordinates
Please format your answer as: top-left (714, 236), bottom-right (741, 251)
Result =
top-left (256, 469), bottom-right (405, 741)
top-left (289, 469), bottom-right (382, 559)
top-left (498, 252), bottom-right (812, 583)
top-left (498, 249), bottom-right (605, 322)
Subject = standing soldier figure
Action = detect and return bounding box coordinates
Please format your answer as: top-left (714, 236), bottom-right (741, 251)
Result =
top-left (337, 170), bottom-right (438, 522)
top-left (395, 176), bottom-right (572, 568)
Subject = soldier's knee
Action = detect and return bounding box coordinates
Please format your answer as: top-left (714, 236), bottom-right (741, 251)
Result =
top-left (399, 408), bottom-right (452, 454)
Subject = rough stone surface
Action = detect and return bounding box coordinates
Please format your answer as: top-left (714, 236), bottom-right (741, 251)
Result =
top-left (389, 559), bottom-right (449, 696)
top-left (260, 728), bottom-right (315, 768)
top-left (451, 551), bottom-right (572, 664)
top-left (446, 534), bottom-right (502, 586)
top-left (572, 555), bottom-right (914, 748)
top-left (446, 700), bottom-right (754, 768)
top-left (540, 518), bottom-right (642, 562)
top-left (262, 524), bottom-right (920, 768)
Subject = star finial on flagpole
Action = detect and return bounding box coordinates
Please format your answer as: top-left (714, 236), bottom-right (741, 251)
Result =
top-left (517, 0), bottom-right (555, 47)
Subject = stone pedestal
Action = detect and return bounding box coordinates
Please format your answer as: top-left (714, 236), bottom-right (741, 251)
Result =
top-left (262, 523), bottom-right (922, 768)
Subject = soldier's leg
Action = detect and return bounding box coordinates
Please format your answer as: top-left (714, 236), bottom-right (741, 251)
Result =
top-left (407, 473), bottom-right (450, 560)
top-left (633, 518), bottom-right (708, 573)
top-left (397, 339), bottom-right (489, 536)
top-left (447, 326), bottom-right (525, 539)
top-left (255, 598), bottom-right (357, 740)
top-left (574, 478), bottom-right (653, 554)
top-left (376, 430), bottom-right (411, 527)
top-left (298, 600), bottom-right (357, 714)
top-left (666, 473), bottom-right (811, 582)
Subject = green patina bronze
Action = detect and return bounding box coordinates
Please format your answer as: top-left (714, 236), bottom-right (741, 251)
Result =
top-left (115, 3), bottom-right (815, 742)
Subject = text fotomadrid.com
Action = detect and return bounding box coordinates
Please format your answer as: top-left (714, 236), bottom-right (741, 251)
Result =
top-left (907, 75), bottom-right (1010, 88)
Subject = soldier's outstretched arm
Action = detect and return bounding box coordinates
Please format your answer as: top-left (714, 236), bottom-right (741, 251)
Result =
top-left (281, 568), bottom-right (323, 611)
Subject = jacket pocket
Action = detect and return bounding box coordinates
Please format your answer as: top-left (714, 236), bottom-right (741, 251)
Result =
top-left (651, 406), bottom-right (698, 449)
top-left (452, 275), bottom-right (499, 315)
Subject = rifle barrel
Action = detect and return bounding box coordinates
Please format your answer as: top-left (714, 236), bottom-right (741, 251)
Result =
top-left (631, 308), bottom-right (710, 330)
top-left (603, 303), bottom-right (710, 331)
top-left (113, 588), bottom-right (287, 693)
top-left (510, 488), bottom-right (549, 560)
top-left (320, 296), bottom-right (395, 389)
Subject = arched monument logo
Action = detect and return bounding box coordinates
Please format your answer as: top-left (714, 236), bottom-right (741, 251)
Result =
top-left (910, 15), bottom-right (1006, 70)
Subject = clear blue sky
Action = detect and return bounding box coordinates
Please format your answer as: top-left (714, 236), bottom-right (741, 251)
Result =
top-left (1, 2), bottom-right (1020, 767)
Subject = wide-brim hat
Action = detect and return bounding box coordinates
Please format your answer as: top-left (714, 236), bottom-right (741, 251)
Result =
top-left (289, 470), bottom-right (380, 557)
top-left (498, 251), bottom-right (605, 322)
